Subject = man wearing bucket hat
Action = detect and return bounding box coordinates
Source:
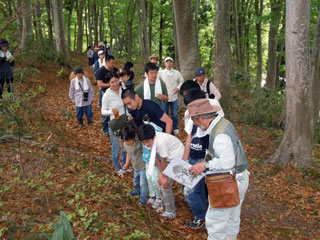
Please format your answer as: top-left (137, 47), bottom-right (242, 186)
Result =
top-left (159, 57), bottom-right (184, 135)
top-left (194, 68), bottom-right (221, 100)
top-left (149, 54), bottom-right (162, 71)
top-left (186, 98), bottom-right (249, 240)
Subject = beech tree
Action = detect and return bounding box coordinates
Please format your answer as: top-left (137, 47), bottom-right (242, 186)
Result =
top-left (19, 0), bottom-right (33, 49)
top-left (173, 0), bottom-right (200, 80)
top-left (268, 0), bottom-right (319, 167)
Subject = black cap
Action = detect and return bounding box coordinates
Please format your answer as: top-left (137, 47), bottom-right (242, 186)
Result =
top-left (74, 66), bottom-right (84, 74)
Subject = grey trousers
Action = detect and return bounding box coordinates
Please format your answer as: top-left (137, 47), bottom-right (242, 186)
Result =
top-left (159, 177), bottom-right (176, 213)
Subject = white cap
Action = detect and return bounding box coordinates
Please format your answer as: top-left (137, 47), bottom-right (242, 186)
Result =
top-left (98, 50), bottom-right (104, 55)
top-left (164, 57), bottom-right (173, 62)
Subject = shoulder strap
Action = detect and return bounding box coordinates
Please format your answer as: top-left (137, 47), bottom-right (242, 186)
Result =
top-left (206, 80), bottom-right (210, 94)
top-left (78, 82), bottom-right (84, 93)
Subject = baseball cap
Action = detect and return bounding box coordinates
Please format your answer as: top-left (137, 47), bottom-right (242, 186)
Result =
top-left (195, 68), bottom-right (205, 76)
top-left (164, 57), bottom-right (173, 62)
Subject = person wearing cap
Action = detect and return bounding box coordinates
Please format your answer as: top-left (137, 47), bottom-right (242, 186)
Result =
top-left (87, 46), bottom-right (94, 66)
top-left (135, 62), bottom-right (168, 107)
top-left (93, 46), bottom-right (99, 64)
top-left (158, 57), bottom-right (184, 135)
top-left (194, 68), bottom-right (221, 100)
top-left (148, 54), bottom-right (162, 71)
top-left (94, 50), bottom-right (105, 78)
top-left (186, 98), bottom-right (249, 240)
top-left (69, 66), bottom-right (94, 128)
top-left (0, 39), bottom-right (14, 101)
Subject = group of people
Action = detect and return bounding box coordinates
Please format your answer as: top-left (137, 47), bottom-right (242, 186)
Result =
top-left (69, 50), bottom-right (249, 240)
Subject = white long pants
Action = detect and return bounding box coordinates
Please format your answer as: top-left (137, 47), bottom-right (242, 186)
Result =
top-left (206, 170), bottom-right (249, 240)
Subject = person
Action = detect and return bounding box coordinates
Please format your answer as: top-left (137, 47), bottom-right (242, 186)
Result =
top-left (123, 61), bottom-right (135, 90)
top-left (121, 89), bottom-right (172, 134)
top-left (186, 98), bottom-right (249, 240)
top-left (194, 68), bottom-right (221, 100)
top-left (93, 46), bottom-right (99, 64)
top-left (138, 124), bottom-right (185, 219)
top-left (69, 66), bottom-right (94, 128)
top-left (159, 57), bottom-right (184, 135)
top-left (149, 54), bottom-right (161, 70)
top-left (94, 50), bottom-right (105, 79)
top-left (96, 55), bottom-right (118, 136)
top-left (179, 79), bottom-right (201, 97)
top-left (120, 125), bottom-right (148, 205)
top-left (0, 39), bottom-right (14, 101)
top-left (135, 62), bottom-right (168, 107)
top-left (101, 71), bottom-right (127, 176)
top-left (87, 46), bottom-right (94, 66)
top-left (127, 118), bottom-right (162, 210)
top-left (119, 68), bottom-right (131, 89)
top-left (181, 89), bottom-right (224, 230)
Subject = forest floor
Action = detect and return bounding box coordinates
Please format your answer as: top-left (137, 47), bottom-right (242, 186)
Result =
top-left (0, 54), bottom-right (319, 240)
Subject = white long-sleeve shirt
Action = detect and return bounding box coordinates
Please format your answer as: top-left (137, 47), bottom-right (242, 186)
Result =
top-left (196, 77), bottom-right (222, 100)
top-left (101, 87), bottom-right (126, 120)
top-left (159, 68), bottom-right (184, 102)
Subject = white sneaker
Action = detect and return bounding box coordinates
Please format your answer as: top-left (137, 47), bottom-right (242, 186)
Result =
top-left (160, 211), bottom-right (176, 219)
top-left (124, 168), bottom-right (133, 173)
top-left (116, 169), bottom-right (126, 176)
top-left (173, 129), bottom-right (179, 135)
top-left (152, 199), bottom-right (162, 210)
top-left (147, 197), bottom-right (156, 205)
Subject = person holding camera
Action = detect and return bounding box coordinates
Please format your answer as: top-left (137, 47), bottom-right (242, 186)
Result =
top-left (69, 66), bottom-right (94, 128)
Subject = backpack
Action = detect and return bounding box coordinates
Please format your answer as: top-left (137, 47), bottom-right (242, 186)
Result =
top-left (195, 79), bottom-right (215, 99)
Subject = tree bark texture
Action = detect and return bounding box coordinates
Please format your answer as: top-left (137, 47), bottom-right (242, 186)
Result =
top-left (172, 1), bottom-right (180, 71)
top-left (19, 0), bottom-right (33, 49)
top-left (76, 0), bottom-right (86, 53)
top-left (214, 0), bottom-right (231, 108)
top-left (266, 0), bottom-right (283, 89)
top-left (255, 0), bottom-right (264, 84)
top-left (269, 0), bottom-right (313, 167)
top-left (34, 0), bottom-right (43, 41)
top-left (45, 0), bottom-right (53, 39)
top-left (87, 0), bottom-right (93, 47)
top-left (173, 0), bottom-right (200, 80)
top-left (52, 0), bottom-right (69, 59)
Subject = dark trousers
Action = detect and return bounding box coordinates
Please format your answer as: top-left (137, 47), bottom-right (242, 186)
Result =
top-left (0, 77), bottom-right (14, 99)
top-left (76, 105), bottom-right (93, 124)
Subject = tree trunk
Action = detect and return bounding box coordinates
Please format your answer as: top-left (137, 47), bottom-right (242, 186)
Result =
top-left (52, 0), bottom-right (69, 61)
top-left (172, 1), bottom-right (180, 71)
top-left (34, 0), bottom-right (43, 41)
top-left (126, 0), bottom-right (135, 59)
top-left (268, 0), bottom-right (312, 167)
top-left (148, 2), bottom-right (153, 57)
top-left (45, 0), bottom-right (53, 40)
top-left (136, 0), bottom-right (150, 64)
top-left (76, 0), bottom-right (85, 53)
top-left (66, 1), bottom-right (73, 51)
top-left (214, 0), bottom-right (231, 108)
top-left (255, 0), bottom-right (264, 85)
top-left (232, 0), bottom-right (241, 68)
top-left (87, 0), bottom-right (93, 47)
top-left (266, 0), bottom-right (283, 89)
top-left (93, 2), bottom-right (98, 46)
top-left (173, 0), bottom-right (200, 80)
top-left (19, 0), bottom-right (33, 49)
top-left (311, 8), bottom-right (320, 131)
top-left (159, 0), bottom-right (165, 66)
top-left (99, 5), bottom-right (104, 43)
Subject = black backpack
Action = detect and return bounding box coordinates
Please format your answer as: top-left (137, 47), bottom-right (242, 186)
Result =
top-left (195, 79), bottom-right (215, 99)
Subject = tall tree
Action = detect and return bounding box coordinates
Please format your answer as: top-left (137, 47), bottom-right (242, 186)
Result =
top-left (214, 0), bottom-right (231, 108)
top-left (65, 0), bottom-right (74, 50)
top-left (19, 0), bottom-right (33, 49)
top-left (269, 0), bottom-right (313, 167)
top-left (265, 0), bottom-right (284, 89)
top-left (52, 0), bottom-right (69, 61)
top-left (87, 0), bottom-right (93, 47)
top-left (45, 0), bottom-right (53, 39)
top-left (76, 0), bottom-right (86, 53)
top-left (34, 0), bottom-right (43, 41)
top-left (255, 0), bottom-right (263, 84)
top-left (173, 0), bottom-right (200, 80)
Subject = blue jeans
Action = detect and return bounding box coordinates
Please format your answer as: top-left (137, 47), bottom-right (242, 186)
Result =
top-left (162, 100), bottom-right (178, 130)
top-left (133, 168), bottom-right (148, 204)
top-left (108, 127), bottom-right (126, 171)
top-left (76, 105), bottom-right (93, 124)
top-left (99, 88), bottom-right (103, 107)
top-left (183, 157), bottom-right (208, 220)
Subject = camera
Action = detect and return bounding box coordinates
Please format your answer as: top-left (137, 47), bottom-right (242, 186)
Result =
top-left (83, 91), bottom-right (89, 101)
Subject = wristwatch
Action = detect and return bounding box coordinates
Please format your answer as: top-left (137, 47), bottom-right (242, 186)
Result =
top-left (204, 161), bottom-right (210, 171)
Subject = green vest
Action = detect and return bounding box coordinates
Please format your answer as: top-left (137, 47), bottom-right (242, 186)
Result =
top-left (209, 117), bottom-right (248, 173)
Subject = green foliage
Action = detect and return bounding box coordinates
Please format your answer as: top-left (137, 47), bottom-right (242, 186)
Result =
top-left (14, 66), bottom-right (40, 83)
top-left (230, 73), bottom-right (284, 128)
top-left (42, 211), bottom-right (77, 240)
top-left (313, 122), bottom-right (320, 143)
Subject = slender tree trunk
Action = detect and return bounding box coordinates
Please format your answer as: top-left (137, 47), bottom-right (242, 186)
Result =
top-left (311, 8), bottom-right (320, 130)
top-left (232, 0), bottom-right (241, 68)
top-left (99, 5), bottom-right (104, 42)
top-left (34, 0), bottom-right (43, 41)
top-left (93, 2), bottom-right (98, 46)
top-left (8, 0), bottom-right (13, 16)
top-left (266, 0), bottom-right (283, 89)
top-left (275, 9), bottom-right (286, 89)
top-left (255, 0), bottom-right (263, 84)
top-left (66, 2), bottom-right (73, 51)
top-left (148, 2), bottom-right (153, 57)
top-left (173, 0), bottom-right (200, 80)
top-left (126, 0), bottom-right (135, 59)
top-left (159, 0), bottom-right (165, 66)
top-left (214, 0), bottom-right (231, 108)
top-left (52, 0), bottom-right (69, 61)
top-left (136, 0), bottom-right (150, 64)
top-left (172, 2), bottom-right (180, 70)
top-left (76, 0), bottom-right (85, 53)
top-left (245, 0), bottom-right (253, 74)
top-left (19, 0), bottom-right (33, 49)
top-left (87, 0), bottom-right (93, 47)
top-left (45, 0), bottom-right (53, 40)
top-left (268, 0), bottom-right (312, 167)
